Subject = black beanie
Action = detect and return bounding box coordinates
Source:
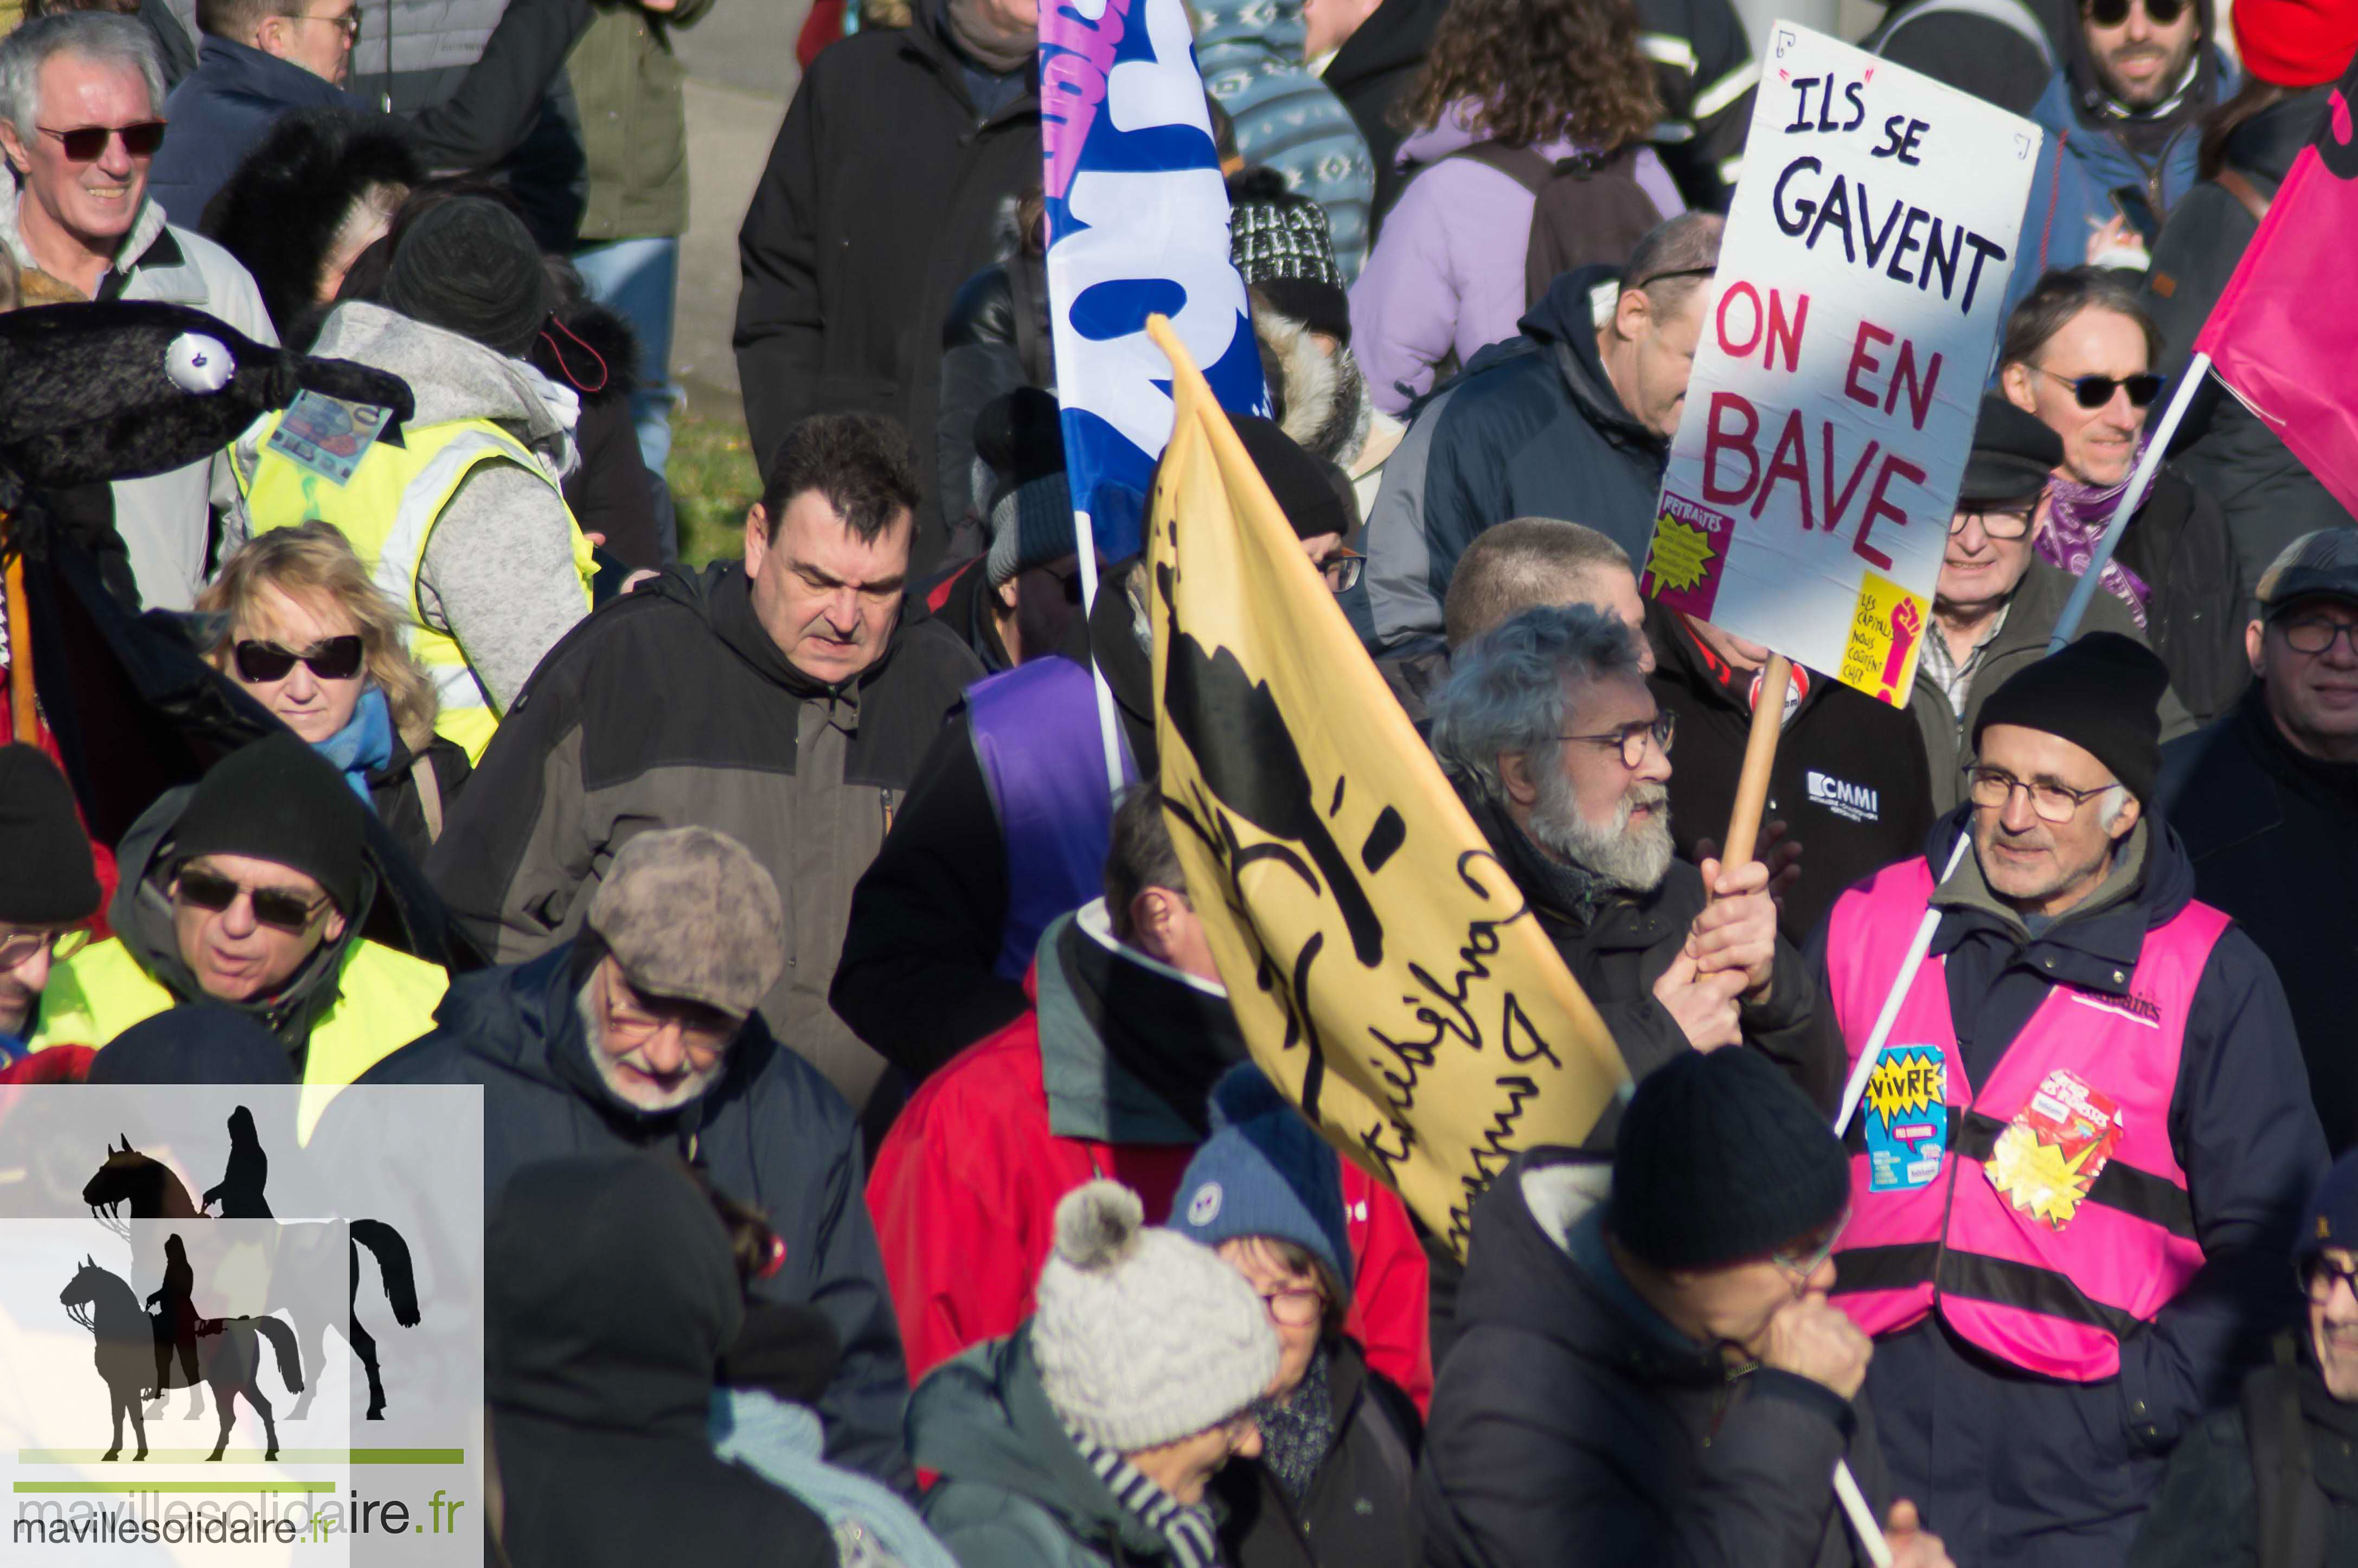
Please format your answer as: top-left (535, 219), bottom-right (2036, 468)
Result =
top-left (171, 734), bottom-right (368, 918)
top-left (1970, 632), bottom-right (2168, 802)
top-left (0, 744), bottom-right (100, 925)
top-left (1229, 415), bottom-right (1355, 542)
top-left (87, 1006), bottom-right (297, 1084)
top-left (1610, 1047), bottom-right (1849, 1270)
top-left (381, 197), bottom-right (552, 358)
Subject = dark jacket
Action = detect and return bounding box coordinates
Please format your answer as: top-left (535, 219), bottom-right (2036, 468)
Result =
top-left (364, 941), bottom-right (916, 1492)
top-left (1821, 809), bottom-right (2328, 1568)
top-left (1646, 602), bottom-right (1935, 946)
top-left (2113, 463), bottom-right (2250, 727)
top-left (2160, 685), bottom-right (2358, 1152)
top-left (366, 730), bottom-right (471, 872)
top-left (1214, 1336), bottom-right (1421, 1568)
top-left (913, 1326), bottom-right (1202, 1568)
top-left (151, 37), bottom-right (357, 231)
top-left (832, 575), bottom-right (1155, 1086)
top-left (1625, 0), bottom-right (1759, 211)
top-left (565, 0), bottom-right (717, 242)
top-left (537, 299), bottom-right (664, 572)
top-left (938, 254), bottom-right (1053, 550)
top-left (1462, 783), bottom-right (1838, 1122)
top-left (1906, 556), bottom-right (2191, 812)
top-left (1321, 0), bottom-right (1446, 225)
top-left (486, 1153), bottom-right (838, 1568)
top-left (2129, 1347), bottom-right (2358, 1568)
top-left (1415, 1145), bottom-right (1898, 1568)
top-left (1358, 265), bottom-right (1667, 654)
top-left (734, 0), bottom-right (1041, 566)
top-left (424, 562), bottom-right (983, 1122)
top-left (2142, 88), bottom-right (2354, 588)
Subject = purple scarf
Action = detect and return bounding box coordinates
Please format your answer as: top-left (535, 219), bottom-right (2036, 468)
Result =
top-left (2038, 451), bottom-right (2151, 629)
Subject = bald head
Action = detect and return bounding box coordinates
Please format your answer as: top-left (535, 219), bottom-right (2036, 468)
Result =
top-left (1444, 519), bottom-right (1649, 671)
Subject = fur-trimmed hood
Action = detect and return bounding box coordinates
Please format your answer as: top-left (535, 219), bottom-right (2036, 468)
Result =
top-left (1255, 301), bottom-right (1400, 478)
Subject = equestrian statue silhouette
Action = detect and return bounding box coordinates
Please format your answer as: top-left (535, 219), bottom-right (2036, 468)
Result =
top-left (60, 1251), bottom-right (302, 1462)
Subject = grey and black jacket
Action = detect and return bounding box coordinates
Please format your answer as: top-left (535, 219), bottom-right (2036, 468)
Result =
top-left (424, 561), bottom-right (982, 1122)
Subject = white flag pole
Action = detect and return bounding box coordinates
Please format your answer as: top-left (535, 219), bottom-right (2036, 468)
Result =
top-left (1071, 509), bottom-right (1128, 796)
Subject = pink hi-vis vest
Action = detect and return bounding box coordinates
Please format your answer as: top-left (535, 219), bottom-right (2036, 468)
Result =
top-left (1824, 854), bottom-right (2228, 1381)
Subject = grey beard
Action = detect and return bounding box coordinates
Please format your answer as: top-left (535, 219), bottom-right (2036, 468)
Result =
top-left (1528, 770), bottom-right (1675, 894)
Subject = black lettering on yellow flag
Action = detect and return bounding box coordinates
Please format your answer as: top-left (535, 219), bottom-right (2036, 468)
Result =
top-left (1143, 317), bottom-right (1630, 1257)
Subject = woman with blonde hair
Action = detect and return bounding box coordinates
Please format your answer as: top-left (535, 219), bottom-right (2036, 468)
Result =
top-left (197, 522), bottom-right (467, 864)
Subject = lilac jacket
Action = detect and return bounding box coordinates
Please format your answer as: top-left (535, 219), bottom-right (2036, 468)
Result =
top-left (1349, 105), bottom-right (1683, 414)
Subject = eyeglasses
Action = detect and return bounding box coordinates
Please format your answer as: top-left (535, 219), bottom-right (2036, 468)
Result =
top-left (1963, 764), bottom-right (2119, 824)
top-left (1950, 505), bottom-right (2035, 541)
top-left (39, 121), bottom-right (166, 162)
top-left (173, 865), bottom-right (334, 934)
top-left (0, 927), bottom-right (90, 969)
top-left (2031, 364), bottom-right (2163, 410)
top-left (1772, 1206), bottom-right (1851, 1280)
top-left (2303, 1255), bottom-right (2358, 1303)
top-left (2085, 0), bottom-right (2185, 25)
top-left (1258, 1287), bottom-right (1327, 1328)
top-left (1559, 711), bottom-right (1675, 769)
top-left (2278, 617), bottom-right (2358, 657)
top-left (604, 971), bottom-right (736, 1059)
top-left (1321, 548), bottom-right (1364, 595)
top-left (232, 636), bottom-right (364, 684)
top-left (296, 8), bottom-right (362, 38)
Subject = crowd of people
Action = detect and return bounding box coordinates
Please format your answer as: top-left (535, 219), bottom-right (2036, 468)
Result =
top-left (2, 0), bottom-right (2358, 1559)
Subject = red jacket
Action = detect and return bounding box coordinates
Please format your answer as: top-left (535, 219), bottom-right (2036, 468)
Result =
top-left (868, 978), bottom-right (1434, 1415)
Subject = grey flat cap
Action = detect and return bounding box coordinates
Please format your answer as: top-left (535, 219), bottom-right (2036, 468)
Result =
top-left (586, 827), bottom-right (785, 1020)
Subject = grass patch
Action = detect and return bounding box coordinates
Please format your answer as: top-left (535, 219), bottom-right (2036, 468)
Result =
top-left (669, 403), bottom-right (759, 564)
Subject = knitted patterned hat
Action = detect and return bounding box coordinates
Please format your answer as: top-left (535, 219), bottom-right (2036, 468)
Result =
top-left (1228, 168), bottom-right (1350, 346)
top-left (1032, 1181), bottom-right (1279, 1452)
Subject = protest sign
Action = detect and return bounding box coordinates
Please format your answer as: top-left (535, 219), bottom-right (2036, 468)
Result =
top-left (1640, 23), bottom-right (2041, 708)
top-left (1144, 316), bottom-right (1628, 1258)
top-left (1039, 0), bottom-right (1267, 560)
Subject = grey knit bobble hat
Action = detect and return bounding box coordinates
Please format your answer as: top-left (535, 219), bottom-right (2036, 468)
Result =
top-left (1031, 1181), bottom-right (1279, 1453)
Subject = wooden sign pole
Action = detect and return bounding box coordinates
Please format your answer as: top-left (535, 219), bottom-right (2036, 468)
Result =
top-left (1716, 652), bottom-right (1791, 872)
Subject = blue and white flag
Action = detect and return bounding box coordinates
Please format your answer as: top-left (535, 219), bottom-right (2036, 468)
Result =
top-left (1039, 0), bottom-right (1268, 560)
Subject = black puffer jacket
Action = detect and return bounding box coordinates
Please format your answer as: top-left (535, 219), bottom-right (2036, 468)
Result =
top-left (1215, 1337), bottom-right (1421, 1568)
top-left (735, 0), bottom-right (1041, 567)
top-left (937, 252), bottom-right (1053, 549)
top-left (2142, 88), bottom-right (2354, 588)
top-left (1415, 1145), bottom-right (1899, 1568)
top-left (486, 1151), bottom-right (838, 1568)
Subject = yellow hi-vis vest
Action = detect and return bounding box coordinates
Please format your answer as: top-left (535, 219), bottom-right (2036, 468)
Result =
top-left (239, 415), bottom-right (597, 763)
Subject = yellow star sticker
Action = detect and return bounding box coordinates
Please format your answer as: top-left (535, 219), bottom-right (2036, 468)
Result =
top-left (1645, 512), bottom-right (1715, 596)
top-left (1987, 1123), bottom-right (2101, 1229)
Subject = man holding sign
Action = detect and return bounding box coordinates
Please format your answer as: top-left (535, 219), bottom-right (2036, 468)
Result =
top-left (1819, 635), bottom-right (2324, 1566)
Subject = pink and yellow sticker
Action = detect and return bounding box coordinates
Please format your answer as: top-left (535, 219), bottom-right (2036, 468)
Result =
top-left (1838, 569), bottom-right (1930, 708)
top-left (1639, 494), bottom-right (1733, 621)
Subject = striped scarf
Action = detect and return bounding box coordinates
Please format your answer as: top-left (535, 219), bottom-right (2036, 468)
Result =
top-left (1063, 1422), bottom-right (1223, 1568)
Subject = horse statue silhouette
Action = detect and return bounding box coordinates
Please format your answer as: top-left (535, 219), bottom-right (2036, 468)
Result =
top-left (60, 1252), bottom-right (303, 1462)
top-left (81, 1126), bottom-right (420, 1421)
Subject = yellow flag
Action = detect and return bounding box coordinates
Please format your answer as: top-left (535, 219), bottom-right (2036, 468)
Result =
top-left (1143, 316), bottom-right (1630, 1257)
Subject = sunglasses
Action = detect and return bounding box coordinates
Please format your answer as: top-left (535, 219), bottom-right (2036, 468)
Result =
top-left (174, 866), bottom-right (332, 934)
top-left (40, 121), bottom-right (166, 162)
top-left (2032, 364), bottom-right (2163, 410)
top-left (233, 635), bottom-right (364, 684)
top-left (0, 927), bottom-right (89, 969)
top-left (2085, 0), bottom-right (2185, 24)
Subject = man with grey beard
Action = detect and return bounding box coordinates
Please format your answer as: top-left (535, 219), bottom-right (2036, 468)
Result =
top-left (363, 825), bottom-right (916, 1488)
top-left (1428, 602), bottom-right (1838, 1119)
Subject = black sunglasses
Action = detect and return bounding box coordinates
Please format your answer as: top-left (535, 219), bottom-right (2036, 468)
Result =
top-left (2085, 0), bottom-right (2185, 24)
top-left (173, 866), bottom-right (331, 934)
top-left (233, 635), bottom-right (364, 684)
top-left (2032, 364), bottom-right (2164, 410)
top-left (40, 121), bottom-right (166, 161)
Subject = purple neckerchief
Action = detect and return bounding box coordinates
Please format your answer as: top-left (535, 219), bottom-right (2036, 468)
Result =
top-left (2038, 451), bottom-right (2151, 629)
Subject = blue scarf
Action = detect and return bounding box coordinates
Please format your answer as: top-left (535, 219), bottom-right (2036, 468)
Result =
top-left (313, 687), bottom-right (395, 805)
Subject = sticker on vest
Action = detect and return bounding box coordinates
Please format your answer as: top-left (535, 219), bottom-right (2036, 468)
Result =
top-left (264, 390), bottom-right (393, 486)
top-left (1862, 1045), bottom-right (1948, 1191)
top-left (1984, 1068), bottom-right (2123, 1229)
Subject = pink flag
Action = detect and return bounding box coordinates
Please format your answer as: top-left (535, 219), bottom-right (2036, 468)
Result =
top-left (2195, 68), bottom-right (2358, 517)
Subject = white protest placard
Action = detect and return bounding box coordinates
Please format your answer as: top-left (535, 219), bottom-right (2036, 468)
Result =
top-left (1638, 23), bottom-right (2042, 707)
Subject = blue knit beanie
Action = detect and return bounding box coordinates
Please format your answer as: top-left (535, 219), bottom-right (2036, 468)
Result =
top-left (1168, 1063), bottom-right (1353, 1300)
top-left (2297, 1150), bottom-right (2358, 1268)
